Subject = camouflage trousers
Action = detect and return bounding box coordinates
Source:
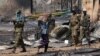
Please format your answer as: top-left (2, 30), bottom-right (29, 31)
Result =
top-left (80, 26), bottom-right (89, 41)
top-left (13, 27), bottom-right (26, 52)
top-left (71, 27), bottom-right (79, 46)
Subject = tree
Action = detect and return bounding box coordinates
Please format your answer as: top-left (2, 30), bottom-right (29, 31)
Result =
top-left (0, 0), bottom-right (31, 17)
top-left (30, 0), bottom-right (33, 14)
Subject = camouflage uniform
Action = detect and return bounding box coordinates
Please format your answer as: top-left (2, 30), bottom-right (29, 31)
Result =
top-left (80, 14), bottom-right (90, 42)
top-left (48, 19), bottom-right (55, 33)
top-left (12, 10), bottom-right (26, 53)
top-left (70, 14), bottom-right (80, 46)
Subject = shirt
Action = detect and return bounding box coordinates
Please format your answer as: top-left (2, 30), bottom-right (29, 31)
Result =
top-left (16, 14), bottom-right (25, 22)
top-left (40, 22), bottom-right (48, 34)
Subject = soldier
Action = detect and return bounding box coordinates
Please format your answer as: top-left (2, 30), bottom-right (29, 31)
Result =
top-left (80, 9), bottom-right (90, 44)
top-left (47, 13), bottom-right (55, 33)
top-left (69, 10), bottom-right (80, 46)
top-left (12, 10), bottom-right (26, 53)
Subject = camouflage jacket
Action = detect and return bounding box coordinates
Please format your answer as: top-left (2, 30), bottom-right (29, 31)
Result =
top-left (70, 14), bottom-right (80, 27)
top-left (80, 15), bottom-right (90, 28)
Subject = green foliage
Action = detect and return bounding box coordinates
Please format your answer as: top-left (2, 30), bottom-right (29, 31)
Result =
top-left (52, 12), bottom-right (66, 16)
top-left (27, 11), bottom-right (67, 20)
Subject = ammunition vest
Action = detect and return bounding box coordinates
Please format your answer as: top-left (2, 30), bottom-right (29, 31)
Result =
top-left (70, 15), bottom-right (79, 26)
top-left (81, 15), bottom-right (90, 27)
top-left (14, 21), bottom-right (24, 28)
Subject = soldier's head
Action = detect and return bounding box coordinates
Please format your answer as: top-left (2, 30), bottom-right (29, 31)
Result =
top-left (72, 10), bottom-right (77, 15)
top-left (72, 5), bottom-right (79, 15)
top-left (83, 8), bottom-right (87, 16)
top-left (16, 10), bottom-right (22, 16)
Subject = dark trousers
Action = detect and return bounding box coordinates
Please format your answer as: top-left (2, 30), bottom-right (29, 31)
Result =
top-left (41, 34), bottom-right (49, 52)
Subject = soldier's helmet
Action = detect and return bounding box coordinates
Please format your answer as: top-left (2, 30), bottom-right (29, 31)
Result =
top-left (72, 5), bottom-right (81, 14)
top-left (16, 10), bottom-right (22, 15)
top-left (71, 10), bottom-right (77, 15)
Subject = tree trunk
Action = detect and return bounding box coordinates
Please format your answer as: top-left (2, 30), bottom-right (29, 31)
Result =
top-left (30, 0), bottom-right (33, 14)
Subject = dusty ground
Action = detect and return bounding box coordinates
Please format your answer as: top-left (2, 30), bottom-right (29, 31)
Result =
top-left (0, 43), bottom-right (100, 56)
